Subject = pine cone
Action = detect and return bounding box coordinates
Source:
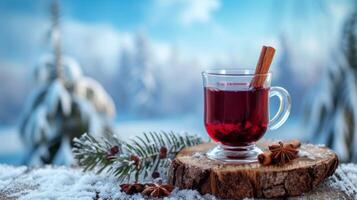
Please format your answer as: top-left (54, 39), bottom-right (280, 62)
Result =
top-left (142, 183), bottom-right (174, 198)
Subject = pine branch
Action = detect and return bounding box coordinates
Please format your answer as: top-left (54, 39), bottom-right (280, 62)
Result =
top-left (72, 131), bottom-right (203, 182)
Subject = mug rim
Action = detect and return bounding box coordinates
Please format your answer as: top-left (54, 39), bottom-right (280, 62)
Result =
top-left (202, 69), bottom-right (271, 77)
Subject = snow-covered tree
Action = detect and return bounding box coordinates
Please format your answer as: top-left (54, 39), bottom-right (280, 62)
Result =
top-left (276, 34), bottom-right (306, 115)
top-left (19, 1), bottom-right (115, 165)
top-left (116, 32), bottom-right (161, 116)
top-left (304, 4), bottom-right (357, 162)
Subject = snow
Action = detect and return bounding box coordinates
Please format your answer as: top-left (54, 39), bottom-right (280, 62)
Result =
top-left (75, 77), bottom-right (116, 117)
top-left (192, 152), bottom-right (204, 159)
top-left (298, 149), bottom-right (314, 159)
top-left (46, 80), bottom-right (72, 117)
top-left (297, 143), bottom-right (335, 160)
top-left (329, 163), bottom-right (357, 197)
top-left (61, 56), bottom-right (83, 84)
top-left (0, 164), bottom-right (356, 199)
top-left (35, 54), bottom-right (83, 84)
top-left (52, 137), bottom-right (74, 165)
top-left (0, 165), bottom-right (27, 186)
top-left (0, 165), bottom-right (217, 200)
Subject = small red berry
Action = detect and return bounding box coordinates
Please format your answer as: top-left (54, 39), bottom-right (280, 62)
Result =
top-left (152, 171), bottom-right (160, 179)
top-left (130, 155), bottom-right (140, 166)
top-left (159, 146), bottom-right (167, 159)
top-left (110, 146), bottom-right (119, 155)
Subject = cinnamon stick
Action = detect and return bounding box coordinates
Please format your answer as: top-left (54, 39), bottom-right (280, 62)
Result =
top-left (258, 151), bottom-right (272, 166)
top-left (250, 46), bottom-right (275, 88)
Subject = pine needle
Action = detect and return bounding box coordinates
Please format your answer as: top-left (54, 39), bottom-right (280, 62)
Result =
top-left (72, 131), bottom-right (202, 182)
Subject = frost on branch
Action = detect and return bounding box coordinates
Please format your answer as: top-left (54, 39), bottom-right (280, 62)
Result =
top-left (72, 131), bottom-right (203, 182)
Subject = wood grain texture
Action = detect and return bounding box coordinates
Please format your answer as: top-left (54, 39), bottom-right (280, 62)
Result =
top-left (168, 142), bottom-right (339, 199)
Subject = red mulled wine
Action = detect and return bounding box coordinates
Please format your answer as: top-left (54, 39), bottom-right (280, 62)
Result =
top-left (204, 87), bottom-right (269, 146)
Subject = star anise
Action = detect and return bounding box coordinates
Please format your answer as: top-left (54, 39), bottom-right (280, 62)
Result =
top-left (120, 183), bottom-right (145, 195)
top-left (269, 141), bottom-right (298, 165)
top-left (142, 183), bottom-right (174, 198)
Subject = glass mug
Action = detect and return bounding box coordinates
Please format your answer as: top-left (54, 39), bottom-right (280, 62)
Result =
top-left (202, 69), bottom-right (291, 163)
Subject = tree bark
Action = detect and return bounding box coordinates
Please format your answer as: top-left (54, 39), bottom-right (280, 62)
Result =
top-left (169, 142), bottom-right (339, 199)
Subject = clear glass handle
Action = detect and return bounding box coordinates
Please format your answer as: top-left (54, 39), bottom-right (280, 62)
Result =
top-left (269, 86), bottom-right (291, 130)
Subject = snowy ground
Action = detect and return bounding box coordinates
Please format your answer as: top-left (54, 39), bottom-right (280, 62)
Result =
top-left (0, 165), bottom-right (217, 200)
top-left (0, 116), bottom-right (307, 165)
top-left (0, 164), bottom-right (356, 199)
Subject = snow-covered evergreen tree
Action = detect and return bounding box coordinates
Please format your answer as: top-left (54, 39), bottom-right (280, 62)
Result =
top-left (304, 4), bottom-right (357, 162)
top-left (19, 1), bottom-right (115, 165)
top-left (116, 32), bottom-right (161, 116)
top-left (276, 34), bottom-right (306, 115)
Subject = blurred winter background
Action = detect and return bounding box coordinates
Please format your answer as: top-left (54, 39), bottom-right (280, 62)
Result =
top-left (0, 0), bottom-right (356, 165)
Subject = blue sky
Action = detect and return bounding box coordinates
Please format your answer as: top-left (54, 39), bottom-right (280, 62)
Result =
top-left (0, 0), bottom-right (353, 125)
top-left (0, 0), bottom-right (350, 63)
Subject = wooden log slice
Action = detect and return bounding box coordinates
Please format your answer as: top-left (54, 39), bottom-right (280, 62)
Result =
top-left (168, 141), bottom-right (339, 199)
